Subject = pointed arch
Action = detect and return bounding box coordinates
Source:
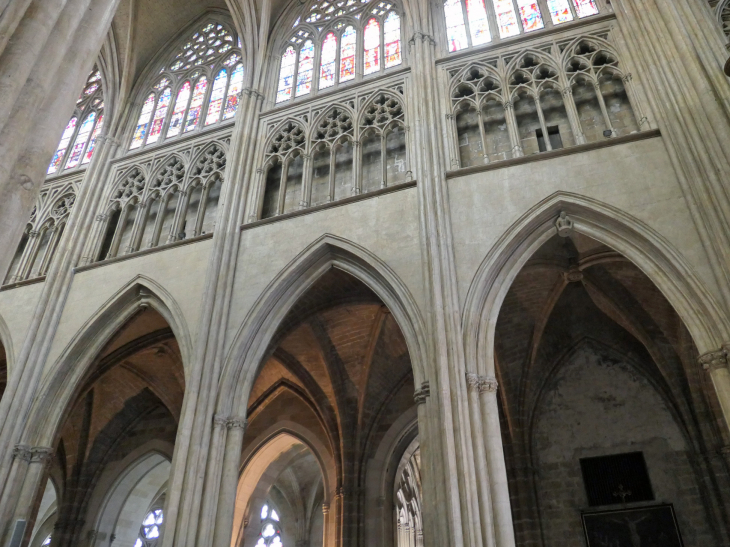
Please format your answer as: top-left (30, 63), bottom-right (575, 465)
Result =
top-left (462, 192), bottom-right (730, 378)
top-left (218, 235), bottom-right (427, 418)
top-left (21, 275), bottom-right (193, 447)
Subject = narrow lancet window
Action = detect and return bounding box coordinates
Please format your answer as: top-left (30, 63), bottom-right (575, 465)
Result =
top-left (466, 0), bottom-right (491, 46)
top-left (206, 69), bottom-right (228, 125)
top-left (384, 12), bottom-right (402, 67)
top-left (131, 94), bottom-right (156, 149)
top-left (147, 87), bottom-right (171, 145)
top-left (167, 82), bottom-right (191, 138)
top-left (185, 77), bottom-right (208, 132)
top-left (363, 19), bottom-right (381, 75)
top-left (444, 0), bottom-right (469, 52)
top-left (82, 113), bottom-right (104, 165)
top-left (224, 64), bottom-right (244, 119)
top-left (492, 0), bottom-right (520, 37)
top-left (48, 118), bottom-right (77, 174)
top-left (572, 0), bottom-right (599, 17)
top-left (277, 46), bottom-right (297, 102)
top-left (296, 40), bottom-right (315, 96)
top-left (546, 0), bottom-right (573, 23)
top-left (65, 112), bottom-right (96, 169)
top-left (516, 0), bottom-right (545, 31)
top-left (340, 26), bottom-right (357, 82)
top-left (320, 32), bottom-right (338, 89)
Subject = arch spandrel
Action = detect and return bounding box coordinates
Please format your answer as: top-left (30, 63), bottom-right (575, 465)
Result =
top-left (462, 193), bottom-right (730, 379)
top-left (218, 234), bottom-right (428, 418)
top-left (26, 275), bottom-right (193, 447)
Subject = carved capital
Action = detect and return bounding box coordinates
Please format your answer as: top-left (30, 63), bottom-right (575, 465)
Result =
top-left (322, 502), bottom-right (330, 515)
top-left (621, 73), bottom-right (633, 83)
top-left (478, 376), bottom-right (498, 393)
top-left (12, 444), bottom-right (32, 462)
top-left (28, 230), bottom-right (40, 238)
top-left (555, 211), bottom-right (574, 238)
top-left (503, 101), bottom-right (514, 110)
top-left (700, 349), bottom-right (729, 372)
top-left (227, 417), bottom-right (248, 430)
top-left (213, 414), bottom-right (229, 428)
top-left (561, 88), bottom-right (573, 98)
top-left (465, 373), bottom-right (480, 392)
top-left (414, 381), bottom-right (430, 405)
top-left (445, 113), bottom-right (454, 121)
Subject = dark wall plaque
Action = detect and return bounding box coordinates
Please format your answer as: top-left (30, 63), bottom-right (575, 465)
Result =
top-left (582, 504), bottom-right (683, 547)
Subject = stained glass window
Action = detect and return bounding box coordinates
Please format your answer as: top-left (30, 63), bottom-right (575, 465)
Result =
top-left (363, 19), bottom-right (381, 75)
top-left (134, 508), bottom-right (164, 547)
top-left (146, 87), bottom-right (171, 145)
top-left (48, 118), bottom-right (77, 174)
top-left (184, 77), bottom-right (208, 132)
top-left (82, 113), bottom-right (104, 165)
top-left (277, 46), bottom-right (297, 103)
top-left (205, 69), bottom-right (228, 125)
top-left (546, 0), bottom-right (573, 23)
top-left (130, 93), bottom-right (156, 149)
top-left (167, 82), bottom-right (191, 138)
top-left (41, 536), bottom-right (51, 546)
top-left (65, 112), bottom-right (96, 169)
top-left (340, 26), bottom-right (357, 82)
top-left (258, 504), bottom-right (283, 547)
top-left (444, 0), bottom-right (469, 52)
top-left (320, 33), bottom-right (338, 89)
top-left (224, 64), bottom-right (244, 119)
top-left (516, 0), bottom-right (545, 31)
top-left (492, 0), bottom-right (520, 37)
top-left (384, 12), bottom-right (402, 68)
top-left (572, 0), bottom-right (599, 17)
top-left (466, 0), bottom-right (491, 46)
top-left (296, 40), bottom-right (315, 96)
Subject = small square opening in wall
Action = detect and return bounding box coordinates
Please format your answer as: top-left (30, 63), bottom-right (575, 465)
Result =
top-left (536, 126), bottom-right (563, 152)
top-left (580, 452), bottom-right (654, 507)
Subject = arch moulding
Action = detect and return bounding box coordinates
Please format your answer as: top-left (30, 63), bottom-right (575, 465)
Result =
top-left (462, 192), bottom-right (730, 378)
top-left (218, 234), bottom-right (428, 418)
top-left (22, 274), bottom-right (193, 447)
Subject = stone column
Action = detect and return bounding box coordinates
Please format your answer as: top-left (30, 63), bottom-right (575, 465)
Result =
top-left (15, 230), bottom-right (41, 281)
top-left (445, 113), bottom-right (460, 169)
top-left (300, 153), bottom-right (313, 208)
top-left (560, 88), bottom-right (587, 145)
top-left (503, 102), bottom-right (523, 158)
top-left (478, 377), bottom-right (515, 547)
top-left (149, 196), bottom-right (170, 247)
top-left (194, 184), bottom-right (213, 236)
top-left (533, 96), bottom-right (551, 151)
top-left (127, 199), bottom-right (153, 253)
top-left (700, 349), bottom-right (730, 428)
top-left (211, 417), bottom-right (247, 547)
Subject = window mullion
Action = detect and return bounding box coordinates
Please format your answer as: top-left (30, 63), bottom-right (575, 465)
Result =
top-left (461, 0), bottom-right (473, 48)
top-left (483, 0), bottom-right (502, 44)
top-left (380, 16), bottom-right (385, 73)
top-left (143, 95), bottom-right (159, 147)
top-left (199, 70), bottom-right (216, 129)
top-left (293, 47), bottom-right (301, 98)
top-left (312, 36), bottom-right (323, 93)
top-left (512, 0), bottom-right (526, 34)
top-left (536, 0), bottom-right (554, 27)
top-left (160, 81), bottom-right (176, 142)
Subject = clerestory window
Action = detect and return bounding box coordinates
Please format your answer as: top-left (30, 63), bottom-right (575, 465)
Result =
top-left (129, 21), bottom-right (244, 151)
top-left (47, 68), bottom-right (105, 175)
top-left (276, 0), bottom-right (403, 103)
top-left (134, 508), bottom-right (164, 547)
top-left (257, 503), bottom-right (283, 546)
top-left (444, 0), bottom-right (599, 52)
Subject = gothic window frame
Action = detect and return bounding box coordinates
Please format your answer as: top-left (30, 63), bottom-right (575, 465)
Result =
top-left (274, 0), bottom-right (405, 104)
top-left (127, 16), bottom-right (245, 152)
top-left (256, 502), bottom-right (284, 547)
top-left (441, 0), bottom-right (602, 55)
top-left (47, 66), bottom-right (105, 177)
top-left (717, 0), bottom-right (730, 40)
top-left (134, 507), bottom-right (165, 547)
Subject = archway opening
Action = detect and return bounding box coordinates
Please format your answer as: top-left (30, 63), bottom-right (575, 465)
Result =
top-left (493, 232), bottom-right (730, 546)
top-left (234, 268), bottom-right (419, 547)
top-left (28, 307), bottom-right (185, 547)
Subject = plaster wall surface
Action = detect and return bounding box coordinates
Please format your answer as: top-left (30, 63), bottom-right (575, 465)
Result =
top-left (227, 186), bottom-right (423, 353)
top-left (448, 136), bottom-right (717, 309)
top-left (44, 238), bottom-right (212, 370)
top-left (0, 282), bottom-right (44, 365)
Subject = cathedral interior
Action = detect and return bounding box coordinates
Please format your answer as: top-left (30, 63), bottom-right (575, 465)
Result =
top-left (0, 0), bottom-right (729, 546)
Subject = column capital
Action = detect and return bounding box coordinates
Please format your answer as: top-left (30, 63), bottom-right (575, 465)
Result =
top-left (466, 372), bottom-right (480, 392)
top-left (561, 87), bottom-right (573, 98)
top-left (478, 376), bottom-right (498, 393)
top-left (621, 72), bottom-right (633, 83)
top-left (12, 445), bottom-right (54, 463)
top-left (414, 381), bottom-right (430, 405)
top-left (227, 416), bottom-right (248, 430)
top-left (213, 414), bottom-right (229, 428)
top-left (322, 502), bottom-right (330, 514)
top-left (700, 348), bottom-right (729, 372)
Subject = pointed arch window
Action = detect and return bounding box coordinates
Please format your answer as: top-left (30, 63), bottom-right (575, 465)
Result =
top-left (444, 0), bottom-right (598, 52)
top-left (257, 503), bottom-right (283, 546)
top-left (127, 20), bottom-right (244, 151)
top-left (320, 32), bottom-right (338, 89)
top-left (47, 67), bottom-right (105, 175)
top-left (277, 0), bottom-right (404, 102)
top-left (134, 508), bottom-right (164, 547)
